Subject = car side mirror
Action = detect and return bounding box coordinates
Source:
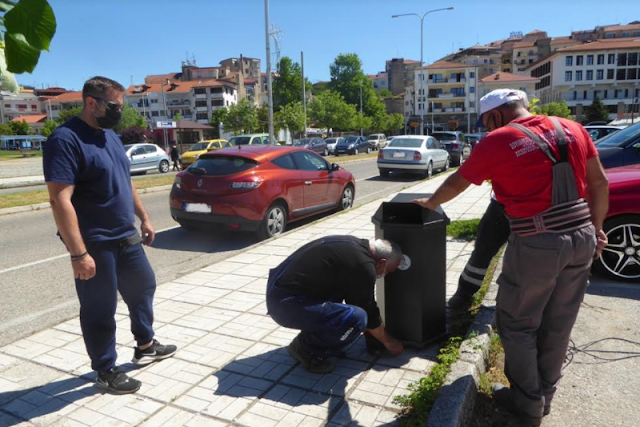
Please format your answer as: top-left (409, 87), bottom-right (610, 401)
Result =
top-left (331, 163), bottom-right (340, 171)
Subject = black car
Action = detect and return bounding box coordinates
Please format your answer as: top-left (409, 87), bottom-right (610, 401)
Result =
top-left (431, 131), bottom-right (472, 166)
top-left (334, 136), bottom-right (373, 156)
top-left (596, 121), bottom-right (640, 169)
top-left (292, 137), bottom-right (329, 156)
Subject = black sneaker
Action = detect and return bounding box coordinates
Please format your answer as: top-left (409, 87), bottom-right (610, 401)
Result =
top-left (447, 290), bottom-right (474, 310)
top-left (492, 383), bottom-right (542, 427)
top-left (132, 339), bottom-right (177, 366)
top-left (96, 367), bottom-right (141, 394)
top-left (287, 334), bottom-right (335, 374)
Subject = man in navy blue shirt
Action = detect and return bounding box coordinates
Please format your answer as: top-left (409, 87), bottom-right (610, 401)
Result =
top-left (44, 76), bottom-right (176, 394)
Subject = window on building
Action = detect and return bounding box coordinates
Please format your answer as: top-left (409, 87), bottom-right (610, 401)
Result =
top-left (587, 55), bottom-right (594, 65)
top-left (583, 90), bottom-right (588, 99)
top-left (566, 56), bottom-right (573, 66)
top-left (469, 71), bottom-right (475, 78)
top-left (604, 89), bottom-right (608, 99)
top-left (576, 70), bottom-right (583, 81)
top-left (608, 54), bottom-right (616, 64)
top-left (586, 70), bottom-right (593, 80)
top-left (605, 33), bottom-right (615, 39)
top-left (576, 55), bottom-right (584, 65)
top-left (635, 32), bottom-right (640, 37)
top-left (617, 69), bottom-right (626, 80)
top-left (195, 100), bottom-right (207, 107)
top-left (629, 52), bottom-right (638, 66)
top-left (573, 91), bottom-right (577, 100)
top-left (625, 88), bottom-right (629, 98)
top-left (194, 88), bottom-right (206, 95)
top-left (596, 69), bottom-right (604, 80)
top-left (614, 89), bottom-right (619, 98)
top-left (196, 113), bottom-right (208, 120)
top-left (211, 100), bottom-right (224, 107)
top-left (597, 54), bottom-right (605, 65)
top-left (607, 69), bottom-right (615, 79)
top-left (628, 68), bottom-right (638, 80)
top-left (151, 111), bottom-right (159, 117)
top-left (17, 104), bottom-right (27, 109)
top-left (470, 86), bottom-right (475, 93)
top-left (529, 59), bottom-right (534, 64)
top-left (151, 99), bottom-right (158, 104)
top-left (210, 87), bottom-right (223, 94)
top-left (565, 71), bottom-right (572, 81)
top-left (618, 53), bottom-right (627, 66)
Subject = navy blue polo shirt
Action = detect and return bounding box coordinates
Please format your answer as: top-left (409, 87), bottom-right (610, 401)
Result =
top-left (43, 117), bottom-right (136, 243)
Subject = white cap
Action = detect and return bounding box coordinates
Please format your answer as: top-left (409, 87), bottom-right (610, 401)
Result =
top-left (398, 254), bottom-right (411, 271)
top-left (476, 89), bottom-right (528, 127)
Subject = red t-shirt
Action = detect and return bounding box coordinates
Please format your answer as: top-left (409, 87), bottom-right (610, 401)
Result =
top-left (458, 115), bottom-right (598, 218)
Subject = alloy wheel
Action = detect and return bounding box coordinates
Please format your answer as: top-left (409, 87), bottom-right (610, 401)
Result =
top-left (267, 206), bottom-right (286, 237)
top-left (340, 186), bottom-right (354, 210)
top-left (600, 222), bottom-right (640, 280)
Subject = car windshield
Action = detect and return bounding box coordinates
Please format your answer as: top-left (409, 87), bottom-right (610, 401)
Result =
top-left (367, 135), bottom-right (379, 140)
top-left (293, 139), bottom-right (312, 146)
top-left (388, 138), bottom-right (423, 148)
top-left (189, 156), bottom-right (258, 176)
top-left (123, 144), bottom-right (134, 151)
top-left (188, 142), bottom-right (208, 151)
top-left (343, 137), bottom-right (358, 143)
top-left (325, 138), bottom-right (338, 144)
top-left (595, 122), bottom-right (640, 148)
top-left (432, 133), bottom-right (456, 141)
top-left (227, 136), bottom-right (251, 146)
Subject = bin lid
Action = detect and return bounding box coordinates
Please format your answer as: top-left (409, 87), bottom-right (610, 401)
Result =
top-left (371, 193), bottom-right (450, 229)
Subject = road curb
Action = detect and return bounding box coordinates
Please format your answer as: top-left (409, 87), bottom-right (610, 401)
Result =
top-left (0, 178), bottom-right (45, 189)
top-left (0, 185), bottom-right (173, 217)
top-left (427, 262), bottom-right (501, 427)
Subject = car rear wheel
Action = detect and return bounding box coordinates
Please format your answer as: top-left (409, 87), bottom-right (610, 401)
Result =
top-left (424, 162), bottom-right (433, 178)
top-left (258, 203), bottom-right (287, 240)
top-left (323, 148), bottom-right (329, 156)
top-left (159, 160), bottom-right (170, 173)
top-left (593, 215), bottom-right (640, 282)
top-left (366, 147), bottom-right (371, 154)
top-left (339, 185), bottom-right (354, 211)
top-left (443, 157), bottom-right (450, 171)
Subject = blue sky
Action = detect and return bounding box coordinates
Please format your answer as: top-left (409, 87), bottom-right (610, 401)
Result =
top-left (19, 0), bottom-right (640, 91)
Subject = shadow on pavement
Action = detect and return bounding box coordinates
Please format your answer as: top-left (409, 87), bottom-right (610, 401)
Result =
top-left (151, 226), bottom-right (258, 253)
top-left (586, 274), bottom-right (640, 301)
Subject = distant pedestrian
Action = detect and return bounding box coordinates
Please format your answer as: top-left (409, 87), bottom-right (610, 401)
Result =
top-left (412, 89), bottom-right (609, 426)
top-left (43, 76), bottom-right (177, 395)
top-left (170, 144), bottom-right (180, 171)
top-left (266, 235), bottom-right (407, 374)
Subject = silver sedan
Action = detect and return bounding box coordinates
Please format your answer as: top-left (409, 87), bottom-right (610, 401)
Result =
top-left (377, 135), bottom-right (449, 178)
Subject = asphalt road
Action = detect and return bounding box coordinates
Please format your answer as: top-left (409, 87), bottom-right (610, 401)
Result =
top-left (0, 158), bottom-right (431, 346)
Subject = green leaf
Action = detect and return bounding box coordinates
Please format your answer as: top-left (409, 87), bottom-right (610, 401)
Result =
top-left (5, 0), bottom-right (56, 51)
top-left (5, 32), bottom-right (41, 73)
top-left (0, 45), bottom-right (19, 93)
top-left (0, 1), bottom-right (16, 12)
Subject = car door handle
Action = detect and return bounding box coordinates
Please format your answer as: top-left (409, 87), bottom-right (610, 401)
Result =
top-left (305, 181), bottom-right (312, 185)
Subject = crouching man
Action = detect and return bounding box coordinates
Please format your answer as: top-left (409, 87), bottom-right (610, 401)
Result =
top-left (266, 235), bottom-right (408, 373)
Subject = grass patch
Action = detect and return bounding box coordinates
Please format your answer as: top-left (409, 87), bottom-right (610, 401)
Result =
top-left (393, 246), bottom-right (504, 426)
top-left (132, 175), bottom-right (176, 190)
top-left (447, 218), bottom-right (481, 241)
top-left (478, 334), bottom-right (507, 395)
top-left (0, 150), bottom-right (42, 161)
top-left (330, 151), bottom-right (379, 163)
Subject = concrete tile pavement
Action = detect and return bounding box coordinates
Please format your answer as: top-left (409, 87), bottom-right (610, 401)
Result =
top-left (0, 172), bottom-right (492, 427)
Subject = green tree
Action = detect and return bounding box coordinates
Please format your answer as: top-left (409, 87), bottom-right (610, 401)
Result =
top-left (256, 103), bottom-right (269, 133)
top-left (378, 89), bottom-right (393, 98)
top-left (1, 0), bottom-right (56, 92)
top-left (0, 122), bottom-right (12, 135)
top-left (40, 119), bottom-right (57, 137)
top-left (328, 53), bottom-right (383, 117)
top-left (531, 100), bottom-right (572, 119)
top-left (385, 113), bottom-right (404, 133)
top-left (209, 107), bottom-right (229, 138)
top-left (55, 107), bottom-right (82, 124)
top-left (116, 103), bottom-right (146, 132)
top-left (272, 57), bottom-right (312, 112)
top-left (173, 112), bottom-right (182, 121)
top-left (9, 119), bottom-right (30, 134)
top-left (226, 99), bottom-right (258, 134)
top-left (309, 90), bottom-right (355, 131)
top-left (276, 102), bottom-right (306, 134)
top-left (352, 112), bottom-right (372, 133)
top-left (583, 96), bottom-right (610, 124)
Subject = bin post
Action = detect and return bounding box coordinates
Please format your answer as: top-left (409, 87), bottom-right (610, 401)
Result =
top-left (372, 193), bottom-right (449, 347)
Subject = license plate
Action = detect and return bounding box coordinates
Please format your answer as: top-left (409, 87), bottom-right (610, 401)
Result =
top-left (184, 203), bottom-right (211, 213)
top-left (393, 152), bottom-right (406, 158)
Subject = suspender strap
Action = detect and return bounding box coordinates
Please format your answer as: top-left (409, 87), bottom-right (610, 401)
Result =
top-left (549, 116), bottom-right (569, 162)
top-left (507, 122), bottom-right (557, 164)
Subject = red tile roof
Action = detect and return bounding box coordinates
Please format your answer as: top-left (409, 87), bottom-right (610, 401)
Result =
top-left (12, 114), bottom-right (47, 124)
top-left (603, 23), bottom-right (640, 32)
top-left (513, 41), bottom-right (536, 48)
top-left (480, 72), bottom-right (539, 83)
top-left (145, 73), bottom-right (181, 84)
top-left (424, 61), bottom-right (469, 70)
top-left (50, 91), bottom-right (83, 103)
top-left (558, 38), bottom-right (640, 52)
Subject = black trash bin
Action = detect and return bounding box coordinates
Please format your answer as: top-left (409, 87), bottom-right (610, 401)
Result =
top-left (371, 192), bottom-right (450, 347)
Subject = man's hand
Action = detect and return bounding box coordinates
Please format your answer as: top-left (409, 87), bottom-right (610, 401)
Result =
top-left (594, 228), bottom-right (608, 259)
top-left (72, 255), bottom-right (96, 280)
top-left (411, 197), bottom-right (436, 211)
top-left (141, 220), bottom-right (155, 246)
top-left (366, 324), bottom-right (404, 356)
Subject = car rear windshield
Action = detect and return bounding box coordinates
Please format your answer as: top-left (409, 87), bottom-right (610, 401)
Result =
top-left (432, 133), bottom-right (456, 141)
top-left (188, 142), bottom-right (209, 151)
top-left (188, 156), bottom-right (258, 176)
top-left (595, 122), bottom-right (640, 148)
top-left (367, 135), bottom-right (379, 140)
top-left (293, 139), bottom-right (312, 146)
top-left (388, 138), bottom-right (423, 148)
top-left (227, 136), bottom-right (251, 146)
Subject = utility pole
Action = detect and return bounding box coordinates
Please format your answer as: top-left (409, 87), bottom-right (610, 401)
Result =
top-left (264, 0), bottom-right (275, 144)
top-left (161, 79), bottom-right (169, 149)
top-left (301, 51), bottom-right (307, 138)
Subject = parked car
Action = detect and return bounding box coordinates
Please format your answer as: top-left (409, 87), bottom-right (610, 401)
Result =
top-left (324, 137), bottom-right (344, 155)
top-left (586, 121), bottom-right (609, 126)
top-left (123, 143), bottom-right (170, 174)
top-left (334, 136), bottom-right (373, 155)
top-left (431, 131), bottom-right (472, 166)
top-left (584, 125), bottom-right (624, 142)
top-left (367, 133), bottom-right (387, 150)
top-left (225, 133), bottom-right (271, 147)
top-left (170, 145), bottom-right (356, 239)
top-left (377, 135), bottom-right (449, 178)
top-left (595, 121), bottom-right (640, 168)
top-left (464, 132), bottom-right (487, 149)
top-left (292, 137), bottom-right (328, 156)
top-left (180, 139), bottom-right (227, 169)
top-left (592, 164), bottom-right (640, 282)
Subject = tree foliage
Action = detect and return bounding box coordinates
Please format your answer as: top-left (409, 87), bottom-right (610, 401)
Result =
top-left (0, 122), bottom-right (12, 135)
top-left (116, 103), bottom-right (146, 132)
top-left (209, 107), bottom-right (229, 138)
top-left (309, 90), bottom-right (356, 131)
top-left (40, 119), bottom-right (57, 137)
top-left (256, 103), bottom-right (269, 133)
top-left (9, 119), bottom-right (30, 135)
top-left (276, 102), bottom-right (305, 134)
top-left (531, 99), bottom-right (572, 119)
top-left (583, 96), bottom-right (610, 124)
top-left (272, 57), bottom-right (312, 112)
top-left (120, 126), bottom-right (151, 145)
top-left (55, 107), bottom-right (82, 124)
top-left (386, 113), bottom-right (405, 133)
top-left (225, 99), bottom-right (258, 134)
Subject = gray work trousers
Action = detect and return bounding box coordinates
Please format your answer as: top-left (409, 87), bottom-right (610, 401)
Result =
top-left (496, 225), bottom-right (596, 418)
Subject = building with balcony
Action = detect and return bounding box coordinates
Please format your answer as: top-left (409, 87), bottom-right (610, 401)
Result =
top-left (479, 72), bottom-right (539, 101)
top-left (47, 91), bottom-right (83, 121)
top-left (526, 38), bottom-right (640, 122)
top-left (0, 91), bottom-right (43, 123)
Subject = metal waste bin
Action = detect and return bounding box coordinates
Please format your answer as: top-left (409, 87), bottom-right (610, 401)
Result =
top-left (371, 192), bottom-right (450, 347)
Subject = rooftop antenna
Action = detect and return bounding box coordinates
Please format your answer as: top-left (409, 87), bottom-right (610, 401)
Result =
top-left (269, 23), bottom-right (284, 65)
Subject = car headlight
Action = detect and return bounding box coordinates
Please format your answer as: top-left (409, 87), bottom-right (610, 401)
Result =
top-left (348, 144), bottom-right (355, 149)
top-left (194, 154), bottom-right (200, 159)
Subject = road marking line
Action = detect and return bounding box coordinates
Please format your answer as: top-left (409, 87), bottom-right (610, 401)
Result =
top-left (356, 175), bottom-right (378, 182)
top-left (0, 225), bottom-right (181, 275)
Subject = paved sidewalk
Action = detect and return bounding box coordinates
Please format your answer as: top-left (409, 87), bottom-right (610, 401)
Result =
top-left (0, 173), bottom-right (492, 427)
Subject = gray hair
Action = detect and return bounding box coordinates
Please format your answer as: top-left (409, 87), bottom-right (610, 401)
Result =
top-left (371, 239), bottom-right (402, 265)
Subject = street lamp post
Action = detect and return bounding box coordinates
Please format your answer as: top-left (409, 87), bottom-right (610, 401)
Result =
top-left (161, 79), bottom-right (169, 149)
top-left (392, 7), bottom-right (453, 136)
top-left (359, 80), bottom-right (363, 136)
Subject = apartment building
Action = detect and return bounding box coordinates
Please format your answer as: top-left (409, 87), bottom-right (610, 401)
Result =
top-left (0, 91), bottom-right (42, 123)
top-left (386, 58), bottom-right (420, 96)
top-left (527, 38), bottom-right (640, 122)
top-left (478, 72), bottom-right (539, 100)
top-left (442, 44), bottom-right (503, 78)
top-left (572, 22), bottom-right (640, 42)
top-left (47, 91), bottom-right (83, 121)
top-left (368, 72), bottom-right (389, 92)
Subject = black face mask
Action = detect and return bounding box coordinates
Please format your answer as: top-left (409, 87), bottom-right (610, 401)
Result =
top-left (96, 108), bottom-right (122, 129)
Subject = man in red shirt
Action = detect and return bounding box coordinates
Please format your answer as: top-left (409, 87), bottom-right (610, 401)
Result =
top-left (413, 89), bottom-right (609, 426)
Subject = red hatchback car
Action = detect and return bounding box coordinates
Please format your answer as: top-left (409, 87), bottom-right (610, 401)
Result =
top-left (170, 145), bottom-right (356, 238)
top-left (593, 164), bottom-right (640, 282)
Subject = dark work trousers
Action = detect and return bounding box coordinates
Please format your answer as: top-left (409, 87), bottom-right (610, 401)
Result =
top-left (496, 225), bottom-right (596, 418)
top-left (75, 240), bottom-right (156, 372)
top-left (457, 198), bottom-right (511, 295)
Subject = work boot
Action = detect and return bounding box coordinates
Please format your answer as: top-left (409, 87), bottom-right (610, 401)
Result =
top-left (287, 334), bottom-right (335, 374)
top-left (132, 339), bottom-right (177, 366)
top-left (96, 367), bottom-right (141, 395)
top-left (447, 290), bottom-right (475, 310)
top-left (492, 383), bottom-right (542, 427)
